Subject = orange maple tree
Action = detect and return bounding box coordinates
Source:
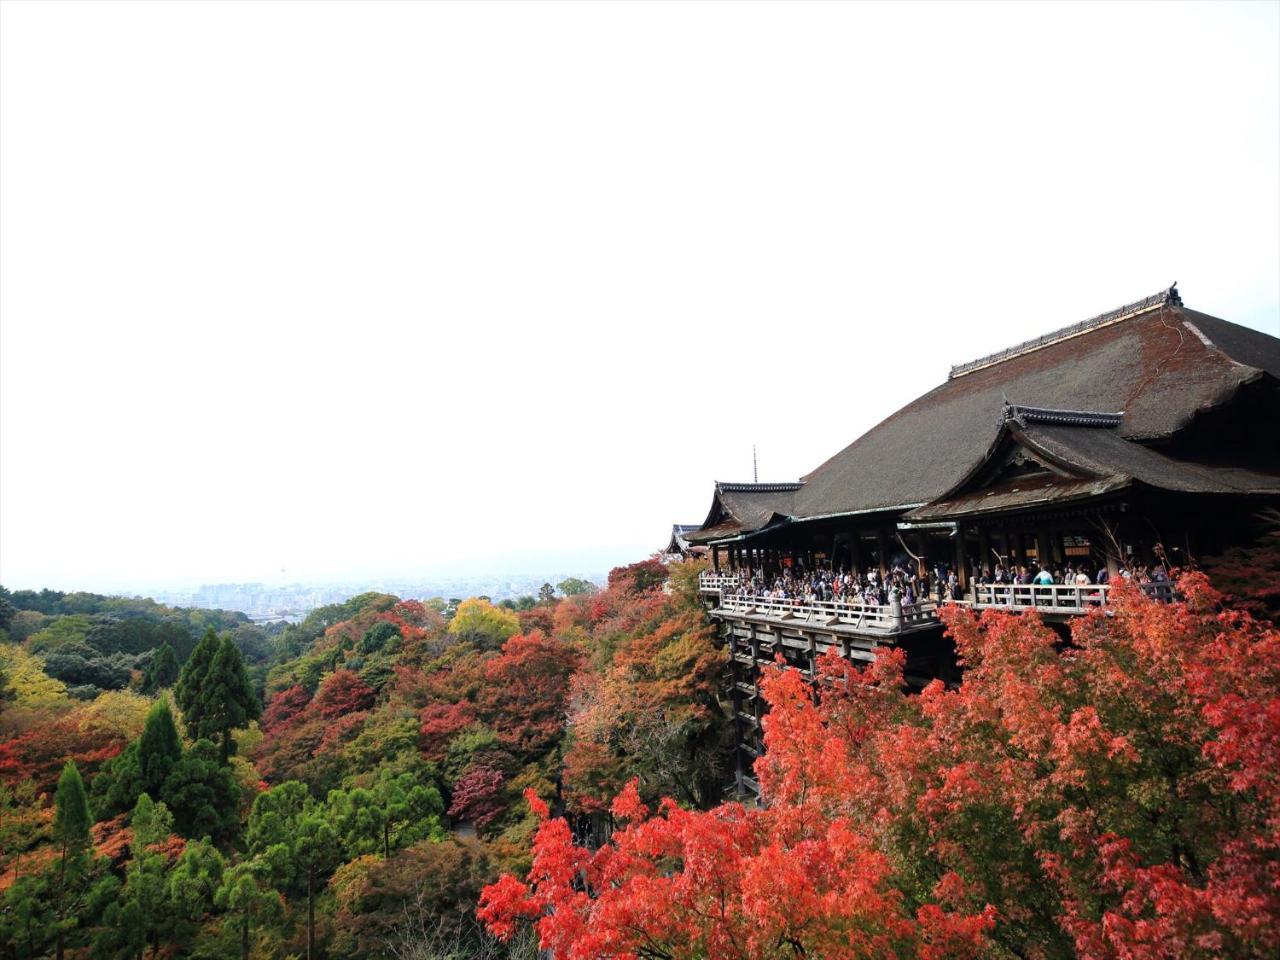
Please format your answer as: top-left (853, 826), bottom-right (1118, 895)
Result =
top-left (480, 574), bottom-right (1280, 959)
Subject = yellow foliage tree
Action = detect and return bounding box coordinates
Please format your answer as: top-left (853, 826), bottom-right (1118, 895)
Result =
top-left (0, 645), bottom-right (73, 736)
top-left (75, 688), bottom-right (153, 741)
top-left (446, 599), bottom-right (520, 651)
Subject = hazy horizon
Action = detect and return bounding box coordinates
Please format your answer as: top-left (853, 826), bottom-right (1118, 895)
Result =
top-left (3, 1), bottom-right (1278, 592)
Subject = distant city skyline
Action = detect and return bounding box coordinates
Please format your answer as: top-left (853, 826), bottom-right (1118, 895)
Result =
top-left (2, 2), bottom-right (1277, 591)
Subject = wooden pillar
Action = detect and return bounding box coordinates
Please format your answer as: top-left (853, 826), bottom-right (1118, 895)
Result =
top-left (876, 527), bottom-right (889, 579)
top-left (850, 531), bottom-right (863, 574)
top-left (913, 533), bottom-right (927, 577)
top-left (977, 527), bottom-right (990, 576)
top-left (712, 546), bottom-right (721, 573)
top-left (953, 533), bottom-right (968, 591)
top-left (1036, 527), bottom-right (1052, 572)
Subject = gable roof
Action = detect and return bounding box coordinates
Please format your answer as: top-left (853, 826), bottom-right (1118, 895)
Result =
top-left (791, 288), bottom-right (1279, 520)
top-left (906, 406), bottom-right (1280, 522)
top-left (684, 482), bottom-right (801, 544)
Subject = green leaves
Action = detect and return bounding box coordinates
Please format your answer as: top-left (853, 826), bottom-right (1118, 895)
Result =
top-left (52, 760), bottom-right (90, 852)
top-left (175, 628), bottom-right (260, 761)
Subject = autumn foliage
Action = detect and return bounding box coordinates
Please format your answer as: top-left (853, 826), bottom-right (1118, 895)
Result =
top-left (481, 574), bottom-right (1280, 959)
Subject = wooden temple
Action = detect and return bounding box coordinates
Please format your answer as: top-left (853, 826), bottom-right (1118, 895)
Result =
top-left (680, 286), bottom-right (1280, 796)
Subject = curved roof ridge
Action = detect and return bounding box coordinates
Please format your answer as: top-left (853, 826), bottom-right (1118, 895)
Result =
top-left (949, 284), bottom-right (1182, 379)
top-left (715, 481), bottom-right (803, 493)
top-left (1004, 404), bottom-right (1124, 428)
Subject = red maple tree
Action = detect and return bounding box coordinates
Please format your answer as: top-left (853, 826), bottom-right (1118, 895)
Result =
top-left (480, 574), bottom-right (1280, 959)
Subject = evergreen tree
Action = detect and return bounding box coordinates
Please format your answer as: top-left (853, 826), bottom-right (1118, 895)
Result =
top-left (214, 862), bottom-right (282, 960)
top-left (168, 837), bottom-right (225, 926)
top-left (145, 640), bottom-right (180, 691)
top-left (90, 740), bottom-right (143, 821)
top-left (137, 699), bottom-right (182, 796)
top-left (52, 761), bottom-right (90, 960)
top-left (248, 781), bottom-right (338, 960)
top-left (175, 631), bottom-right (259, 761)
top-left (162, 739), bottom-right (241, 841)
top-left (173, 627), bottom-right (220, 725)
top-left (95, 794), bottom-right (176, 959)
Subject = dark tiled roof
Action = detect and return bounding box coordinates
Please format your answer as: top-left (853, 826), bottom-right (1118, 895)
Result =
top-left (908, 419), bottom-right (1280, 522)
top-left (906, 475), bottom-right (1131, 522)
top-left (1023, 422), bottom-right (1280, 495)
top-left (685, 483), bottom-right (799, 544)
top-left (792, 293), bottom-right (1278, 519)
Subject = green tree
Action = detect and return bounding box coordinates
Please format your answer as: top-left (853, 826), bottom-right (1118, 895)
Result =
top-left (359, 620), bottom-right (401, 654)
top-left (557, 577), bottom-right (595, 597)
top-left (137, 699), bottom-right (182, 796)
top-left (168, 837), bottom-right (225, 934)
top-left (52, 761), bottom-right (91, 960)
top-left (144, 641), bottom-right (180, 691)
top-left (375, 770), bottom-right (444, 858)
top-left (162, 738), bottom-right (241, 842)
top-left (95, 794), bottom-right (176, 959)
top-left (90, 700), bottom-right (183, 820)
top-left (326, 785), bottom-right (383, 858)
top-left (248, 781), bottom-right (339, 960)
top-left (215, 861), bottom-right (283, 960)
top-left (176, 631), bottom-right (260, 761)
top-left (174, 627), bottom-right (220, 717)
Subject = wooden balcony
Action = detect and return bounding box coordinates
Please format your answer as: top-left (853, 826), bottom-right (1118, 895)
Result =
top-left (699, 573), bottom-right (746, 594)
top-left (715, 593), bottom-right (939, 635)
top-left (971, 581), bottom-right (1176, 614)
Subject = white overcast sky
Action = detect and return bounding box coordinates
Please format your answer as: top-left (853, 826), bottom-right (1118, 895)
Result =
top-left (2, 0), bottom-right (1278, 592)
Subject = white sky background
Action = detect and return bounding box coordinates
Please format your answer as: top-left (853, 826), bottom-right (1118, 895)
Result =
top-left (1, 0), bottom-right (1278, 592)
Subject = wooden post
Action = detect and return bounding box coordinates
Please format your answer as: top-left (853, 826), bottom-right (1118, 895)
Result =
top-left (876, 528), bottom-right (889, 579)
top-left (1036, 527), bottom-right (1053, 571)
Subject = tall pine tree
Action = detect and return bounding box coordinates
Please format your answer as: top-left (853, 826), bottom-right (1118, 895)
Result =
top-left (52, 761), bottom-right (90, 960)
top-left (145, 641), bottom-right (180, 691)
top-left (175, 630), bottom-right (259, 761)
top-left (137, 699), bottom-right (182, 796)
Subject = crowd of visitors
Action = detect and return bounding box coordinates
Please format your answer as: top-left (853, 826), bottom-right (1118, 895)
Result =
top-left (715, 556), bottom-right (1171, 610)
top-left (975, 560), bottom-right (1170, 587)
top-left (727, 561), bottom-right (961, 608)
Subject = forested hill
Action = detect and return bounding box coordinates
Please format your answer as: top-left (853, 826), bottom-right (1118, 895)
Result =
top-left (0, 558), bottom-right (727, 958)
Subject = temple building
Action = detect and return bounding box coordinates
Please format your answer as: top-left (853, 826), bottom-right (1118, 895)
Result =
top-left (680, 286), bottom-right (1280, 796)
top-left (661, 524), bottom-right (708, 560)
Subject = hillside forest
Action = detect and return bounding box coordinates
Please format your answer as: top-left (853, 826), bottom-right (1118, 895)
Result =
top-left (1, 535), bottom-right (1279, 960)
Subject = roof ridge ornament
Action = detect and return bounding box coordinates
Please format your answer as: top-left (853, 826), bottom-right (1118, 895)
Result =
top-left (950, 285), bottom-right (1183, 380)
top-left (715, 481), bottom-right (804, 493)
top-left (1002, 403), bottom-right (1124, 428)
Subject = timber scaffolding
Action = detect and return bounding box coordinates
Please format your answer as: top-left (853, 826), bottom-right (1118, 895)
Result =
top-left (700, 572), bottom-right (1179, 799)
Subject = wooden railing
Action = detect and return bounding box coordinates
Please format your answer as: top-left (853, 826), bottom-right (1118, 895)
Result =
top-left (715, 593), bottom-right (939, 632)
top-left (971, 581), bottom-right (1176, 613)
top-left (699, 572), bottom-right (746, 593)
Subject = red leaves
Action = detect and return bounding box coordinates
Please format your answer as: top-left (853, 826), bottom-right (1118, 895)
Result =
top-left (419, 701), bottom-right (476, 763)
top-left (310, 669), bottom-right (376, 720)
top-left (476, 631), bottom-right (580, 761)
top-left (447, 765), bottom-right (506, 834)
top-left (609, 778), bottom-right (647, 824)
top-left (260, 684), bottom-right (312, 735)
top-left (482, 575), bottom-right (1280, 959)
